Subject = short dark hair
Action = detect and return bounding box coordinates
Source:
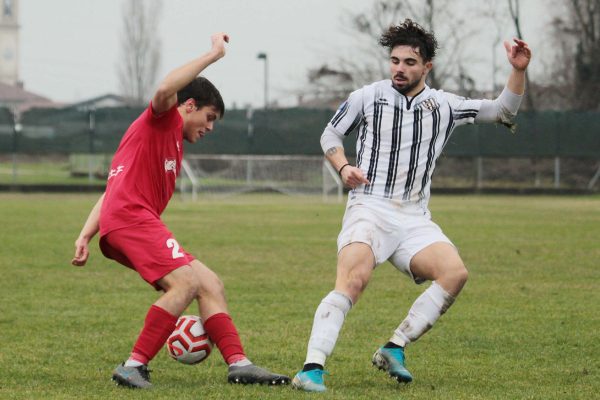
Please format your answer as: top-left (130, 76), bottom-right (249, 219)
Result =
top-left (379, 19), bottom-right (439, 62)
top-left (177, 76), bottom-right (225, 118)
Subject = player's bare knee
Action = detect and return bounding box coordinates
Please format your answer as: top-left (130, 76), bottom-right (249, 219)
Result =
top-left (337, 268), bottom-right (370, 300)
top-left (177, 273), bottom-right (202, 302)
top-left (161, 266), bottom-right (199, 301)
top-left (164, 280), bottom-right (198, 307)
top-left (446, 261), bottom-right (468, 286)
top-left (438, 262), bottom-right (468, 295)
top-left (204, 276), bottom-right (225, 299)
top-left (351, 272), bottom-right (370, 294)
top-left (455, 264), bottom-right (469, 286)
top-left (197, 269), bottom-right (225, 299)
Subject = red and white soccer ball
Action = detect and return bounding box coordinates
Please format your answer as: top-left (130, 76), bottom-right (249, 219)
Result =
top-left (166, 315), bottom-right (213, 365)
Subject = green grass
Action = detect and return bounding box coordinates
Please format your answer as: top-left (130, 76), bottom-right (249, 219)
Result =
top-left (0, 161), bottom-right (106, 185)
top-left (0, 194), bottom-right (598, 399)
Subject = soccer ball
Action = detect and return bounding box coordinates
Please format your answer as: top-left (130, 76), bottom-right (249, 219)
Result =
top-left (166, 315), bottom-right (213, 365)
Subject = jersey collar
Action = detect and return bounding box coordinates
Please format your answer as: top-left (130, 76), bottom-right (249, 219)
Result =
top-left (389, 82), bottom-right (430, 110)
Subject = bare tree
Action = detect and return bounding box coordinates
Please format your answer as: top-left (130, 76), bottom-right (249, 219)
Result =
top-left (566, 0), bottom-right (600, 110)
top-left (117, 0), bottom-right (163, 105)
top-left (531, 1), bottom-right (574, 110)
top-left (507, 0), bottom-right (536, 110)
top-left (299, 0), bottom-right (486, 107)
top-left (537, 0), bottom-right (600, 111)
top-left (478, 2), bottom-right (511, 94)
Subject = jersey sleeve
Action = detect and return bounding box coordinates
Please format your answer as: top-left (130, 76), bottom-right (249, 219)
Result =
top-left (142, 101), bottom-right (180, 130)
top-left (445, 93), bottom-right (484, 127)
top-left (474, 87), bottom-right (523, 130)
top-left (327, 89), bottom-right (364, 136)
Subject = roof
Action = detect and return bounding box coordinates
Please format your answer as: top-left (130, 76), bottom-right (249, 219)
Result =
top-left (65, 93), bottom-right (128, 110)
top-left (0, 81), bottom-right (59, 113)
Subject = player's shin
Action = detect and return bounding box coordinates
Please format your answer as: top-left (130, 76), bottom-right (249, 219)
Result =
top-left (128, 305), bottom-right (178, 366)
top-left (203, 312), bottom-right (247, 365)
top-left (304, 291), bottom-right (353, 367)
top-left (390, 281), bottom-right (455, 346)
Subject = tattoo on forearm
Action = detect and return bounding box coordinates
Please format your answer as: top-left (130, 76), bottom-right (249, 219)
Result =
top-left (326, 147), bottom-right (338, 156)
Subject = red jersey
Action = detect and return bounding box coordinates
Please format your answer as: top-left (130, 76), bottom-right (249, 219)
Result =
top-left (100, 103), bottom-right (184, 237)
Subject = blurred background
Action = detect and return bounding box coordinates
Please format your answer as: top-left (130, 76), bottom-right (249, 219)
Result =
top-left (0, 0), bottom-right (598, 195)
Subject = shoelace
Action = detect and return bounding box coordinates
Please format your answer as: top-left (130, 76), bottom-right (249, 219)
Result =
top-left (136, 365), bottom-right (152, 381)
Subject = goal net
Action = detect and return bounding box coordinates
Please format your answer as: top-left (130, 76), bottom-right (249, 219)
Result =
top-left (179, 154), bottom-right (343, 201)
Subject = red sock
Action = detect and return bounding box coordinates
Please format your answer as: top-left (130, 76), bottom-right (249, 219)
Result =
top-left (203, 313), bottom-right (246, 365)
top-left (130, 305), bottom-right (178, 365)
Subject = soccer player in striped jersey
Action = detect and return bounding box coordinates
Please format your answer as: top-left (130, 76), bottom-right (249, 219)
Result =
top-left (293, 19), bottom-right (531, 392)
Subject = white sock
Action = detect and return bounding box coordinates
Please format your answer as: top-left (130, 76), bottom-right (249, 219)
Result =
top-left (391, 281), bottom-right (455, 347)
top-left (305, 291), bottom-right (353, 366)
top-left (229, 358), bottom-right (252, 368)
top-left (124, 358), bottom-right (145, 367)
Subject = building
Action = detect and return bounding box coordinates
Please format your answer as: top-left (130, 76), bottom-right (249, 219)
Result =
top-left (63, 93), bottom-right (128, 112)
top-left (0, 81), bottom-right (57, 113)
top-left (0, 0), bottom-right (19, 86)
top-left (0, 0), bottom-right (60, 114)
top-left (296, 65), bottom-right (354, 109)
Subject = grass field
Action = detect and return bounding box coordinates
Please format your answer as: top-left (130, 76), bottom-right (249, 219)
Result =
top-left (0, 161), bottom-right (106, 185)
top-left (0, 193), bottom-right (598, 399)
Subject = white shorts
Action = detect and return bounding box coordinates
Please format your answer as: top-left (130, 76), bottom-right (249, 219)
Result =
top-left (337, 195), bottom-right (454, 284)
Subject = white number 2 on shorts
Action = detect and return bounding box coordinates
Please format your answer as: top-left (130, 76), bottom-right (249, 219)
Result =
top-left (166, 238), bottom-right (184, 259)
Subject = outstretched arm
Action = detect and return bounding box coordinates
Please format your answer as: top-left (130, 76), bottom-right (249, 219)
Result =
top-left (475, 39), bottom-right (532, 125)
top-left (72, 193), bottom-right (104, 267)
top-left (152, 32), bottom-right (229, 114)
top-left (504, 38), bottom-right (532, 95)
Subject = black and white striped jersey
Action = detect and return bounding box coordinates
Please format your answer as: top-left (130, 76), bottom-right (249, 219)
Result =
top-left (327, 79), bottom-right (487, 207)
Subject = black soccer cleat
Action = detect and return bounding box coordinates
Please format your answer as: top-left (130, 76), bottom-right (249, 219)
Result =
top-left (227, 364), bottom-right (290, 385)
top-left (111, 363), bottom-right (152, 389)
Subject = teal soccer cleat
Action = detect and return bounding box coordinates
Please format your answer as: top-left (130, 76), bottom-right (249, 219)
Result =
top-left (292, 369), bottom-right (328, 392)
top-left (372, 346), bottom-right (413, 383)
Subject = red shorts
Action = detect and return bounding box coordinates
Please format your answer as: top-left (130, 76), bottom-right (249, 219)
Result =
top-left (100, 219), bottom-right (195, 289)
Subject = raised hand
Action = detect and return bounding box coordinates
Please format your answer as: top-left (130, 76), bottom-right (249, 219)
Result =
top-left (504, 38), bottom-right (531, 71)
top-left (210, 32), bottom-right (230, 59)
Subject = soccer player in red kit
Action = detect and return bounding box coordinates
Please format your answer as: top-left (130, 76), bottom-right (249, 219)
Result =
top-left (71, 32), bottom-right (290, 389)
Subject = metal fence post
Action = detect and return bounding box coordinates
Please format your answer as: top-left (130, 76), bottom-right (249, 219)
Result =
top-left (554, 157), bottom-right (560, 188)
top-left (588, 161), bottom-right (600, 190)
top-left (88, 108), bottom-right (96, 183)
top-left (475, 157), bottom-right (483, 190)
top-left (11, 109), bottom-right (21, 184)
top-left (246, 107), bottom-right (254, 184)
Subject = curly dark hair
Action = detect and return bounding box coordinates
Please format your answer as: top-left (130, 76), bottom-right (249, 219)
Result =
top-left (379, 19), bottom-right (439, 62)
top-left (177, 76), bottom-right (225, 118)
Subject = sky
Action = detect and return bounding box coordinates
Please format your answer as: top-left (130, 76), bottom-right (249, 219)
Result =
top-left (18, 0), bottom-right (551, 108)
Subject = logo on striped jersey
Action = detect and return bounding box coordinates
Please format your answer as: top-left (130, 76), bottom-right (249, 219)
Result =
top-left (416, 98), bottom-right (440, 111)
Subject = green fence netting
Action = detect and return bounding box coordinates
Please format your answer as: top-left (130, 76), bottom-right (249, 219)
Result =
top-left (0, 107), bottom-right (598, 158)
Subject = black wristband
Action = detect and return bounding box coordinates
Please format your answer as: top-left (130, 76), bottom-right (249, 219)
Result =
top-left (338, 163), bottom-right (351, 176)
